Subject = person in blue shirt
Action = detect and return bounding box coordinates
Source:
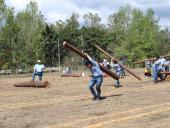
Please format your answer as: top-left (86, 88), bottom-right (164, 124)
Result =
top-left (84, 53), bottom-right (103, 100)
top-left (111, 58), bottom-right (121, 88)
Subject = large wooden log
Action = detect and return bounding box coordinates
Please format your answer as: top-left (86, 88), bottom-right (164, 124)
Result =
top-left (63, 41), bottom-right (119, 80)
top-left (134, 53), bottom-right (170, 64)
top-left (89, 74), bottom-right (109, 77)
top-left (133, 58), bottom-right (155, 64)
top-left (95, 44), bottom-right (141, 81)
top-left (61, 74), bottom-right (81, 77)
top-left (160, 72), bottom-right (170, 75)
top-left (14, 81), bottom-right (49, 88)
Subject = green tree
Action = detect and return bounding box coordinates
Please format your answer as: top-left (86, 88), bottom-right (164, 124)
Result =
top-left (83, 13), bottom-right (101, 28)
top-left (0, 1), bottom-right (19, 70)
top-left (15, 0), bottom-right (45, 68)
top-left (0, 0), bottom-right (6, 68)
top-left (157, 29), bottom-right (170, 55)
top-left (108, 5), bottom-right (132, 56)
top-left (113, 7), bottom-right (160, 63)
top-left (42, 24), bottom-right (58, 66)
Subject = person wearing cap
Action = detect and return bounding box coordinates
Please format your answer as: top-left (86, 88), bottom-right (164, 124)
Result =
top-left (84, 53), bottom-right (103, 100)
top-left (31, 60), bottom-right (46, 81)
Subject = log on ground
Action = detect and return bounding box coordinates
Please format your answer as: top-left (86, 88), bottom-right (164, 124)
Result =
top-left (89, 74), bottom-right (109, 77)
top-left (14, 81), bottom-right (50, 88)
top-left (61, 74), bottom-right (81, 77)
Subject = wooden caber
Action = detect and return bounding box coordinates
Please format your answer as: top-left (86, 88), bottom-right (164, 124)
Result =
top-left (159, 72), bottom-right (170, 80)
top-left (95, 44), bottom-right (141, 81)
top-left (61, 74), bottom-right (81, 77)
top-left (134, 53), bottom-right (170, 64)
top-left (63, 41), bottom-right (119, 80)
top-left (160, 72), bottom-right (170, 75)
top-left (14, 81), bottom-right (50, 88)
top-left (89, 74), bottom-right (109, 77)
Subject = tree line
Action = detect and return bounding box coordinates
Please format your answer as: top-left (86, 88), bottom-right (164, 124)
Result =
top-left (0, 0), bottom-right (170, 71)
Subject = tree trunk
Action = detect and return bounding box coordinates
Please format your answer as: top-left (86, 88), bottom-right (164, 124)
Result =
top-left (14, 81), bottom-right (49, 88)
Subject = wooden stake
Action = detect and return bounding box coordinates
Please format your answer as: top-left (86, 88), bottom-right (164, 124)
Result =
top-left (95, 44), bottom-right (141, 81)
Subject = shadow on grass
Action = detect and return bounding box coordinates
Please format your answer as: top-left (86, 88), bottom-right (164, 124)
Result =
top-left (99, 94), bottom-right (123, 100)
top-left (104, 84), bottom-right (124, 87)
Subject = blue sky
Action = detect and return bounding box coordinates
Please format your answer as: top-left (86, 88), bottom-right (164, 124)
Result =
top-left (6, 0), bottom-right (170, 28)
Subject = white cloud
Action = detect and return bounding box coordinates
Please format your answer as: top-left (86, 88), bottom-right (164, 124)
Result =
top-left (6, 0), bottom-right (30, 11)
top-left (159, 18), bottom-right (170, 29)
top-left (5, 0), bottom-right (170, 28)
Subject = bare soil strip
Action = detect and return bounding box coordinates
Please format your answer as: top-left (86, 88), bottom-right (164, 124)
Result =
top-left (0, 84), bottom-right (168, 111)
top-left (48, 103), bottom-right (170, 128)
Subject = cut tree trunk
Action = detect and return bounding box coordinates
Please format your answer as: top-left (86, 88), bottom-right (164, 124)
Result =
top-left (14, 81), bottom-right (50, 88)
top-left (61, 74), bottom-right (81, 77)
top-left (160, 72), bottom-right (170, 75)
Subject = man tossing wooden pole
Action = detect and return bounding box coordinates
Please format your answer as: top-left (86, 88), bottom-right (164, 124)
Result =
top-left (63, 41), bottom-right (119, 80)
top-left (95, 44), bottom-right (141, 81)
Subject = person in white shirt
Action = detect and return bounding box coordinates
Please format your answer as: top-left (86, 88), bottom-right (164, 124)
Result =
top-left (31, 60), bottom-right (46, 81)
top-left (102, 59), bottom-right (107, 68)
top-left (152, 57), bottom-right (164, 83)
top-left (165, 58), bottom-right (170, 72)
top-left (106, 61), bottom-right (111, 70)
top-left (63, 66), bottom-right (72, 75)
top-left (158, 58), bottom-right (166, 71)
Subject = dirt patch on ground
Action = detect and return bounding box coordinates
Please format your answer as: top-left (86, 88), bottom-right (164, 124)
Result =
top-left (0, 70), bottom-right (170, 128)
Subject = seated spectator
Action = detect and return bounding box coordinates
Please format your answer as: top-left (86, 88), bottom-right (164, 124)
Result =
top-left (144, 68), bottom-right (151, 78)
